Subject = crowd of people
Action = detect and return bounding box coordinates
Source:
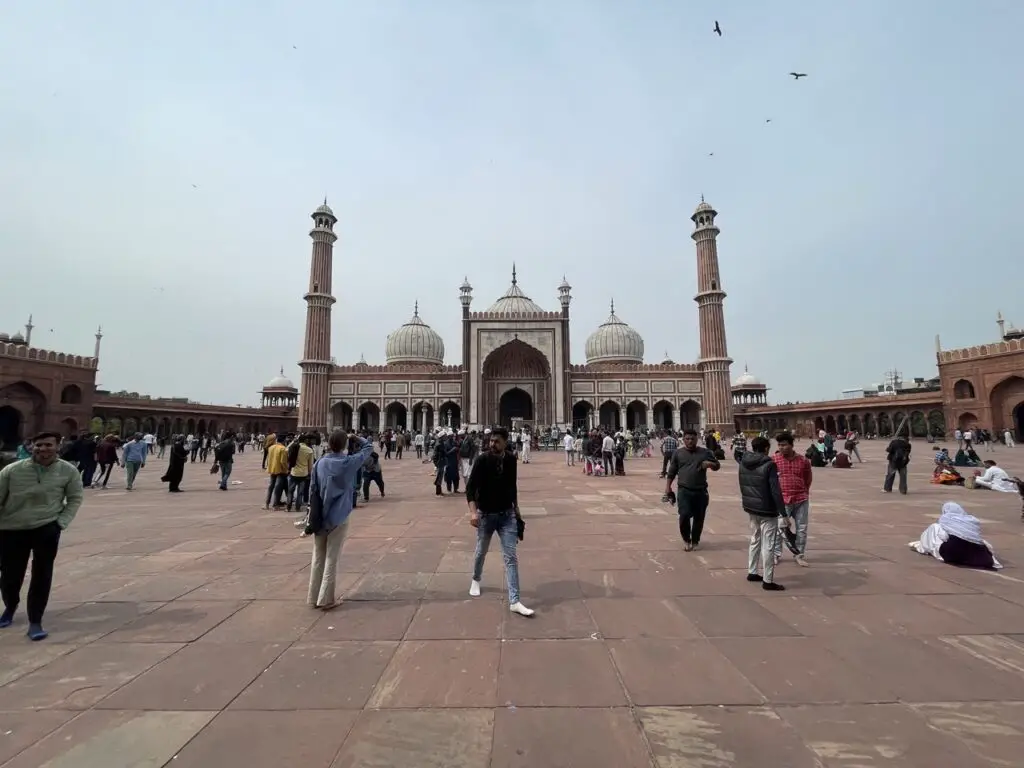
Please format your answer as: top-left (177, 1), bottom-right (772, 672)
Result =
top-left (2, 415), bottom-right (1021, 643)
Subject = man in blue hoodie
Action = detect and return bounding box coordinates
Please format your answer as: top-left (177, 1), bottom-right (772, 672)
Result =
top-left (305, 430), bottom-right (373, 609)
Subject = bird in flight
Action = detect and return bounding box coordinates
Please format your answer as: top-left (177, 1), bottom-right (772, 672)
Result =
top-left (708, 152), bottom-right (714, 157)
top-left (191, 184), bottom-right (198, 189)
top-left (713, 21), bottom-right (722, 36)
top-left (765, 119), bottom-right (772, 123)
top-left (789, 72), bottom-right (808, 79)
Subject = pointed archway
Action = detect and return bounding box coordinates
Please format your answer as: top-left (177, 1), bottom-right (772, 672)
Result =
top-left (0, 406), bottom-right (22, 450)
top-left (499, 389), bottom-right (533, 427)
top-left (481, 339), bottom-right (551, 427)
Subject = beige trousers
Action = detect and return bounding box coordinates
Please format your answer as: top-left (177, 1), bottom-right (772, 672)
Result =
top-left (308, 521), bottom-right (349, 607)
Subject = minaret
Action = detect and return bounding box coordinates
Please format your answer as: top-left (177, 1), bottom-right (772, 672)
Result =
top-left (459, 277), bottom-right (473, 427)
top-left (997, 311), bottom-right (1005, 340)
top-left (299, 200), bottom-right (338, 433)
top-left (25, 314), bottom-right (33, 346)
top-left (692, 199), bottom-right (734, 433)
top-left (558, 276), bottom-right (572, 427)
top-left (94, 326), bottom-right (103, 358)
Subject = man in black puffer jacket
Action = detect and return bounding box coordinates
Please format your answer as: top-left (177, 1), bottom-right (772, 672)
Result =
top-left (737, 436), bottom-right (788, 591)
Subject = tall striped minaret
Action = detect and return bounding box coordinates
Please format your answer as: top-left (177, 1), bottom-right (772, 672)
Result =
top-left (692, 199), bottom-right (735, 433)
top-left (298, 200), bottom-right (337, 433)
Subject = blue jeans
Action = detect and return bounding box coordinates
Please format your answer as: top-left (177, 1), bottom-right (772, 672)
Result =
top-left (288, 475), bottom-right (309, 509)
top-left (472, 510), bottom-right (521, 604)
top-left (774, 500), bottom-right (810, 557)
top-left (219, 460), bottom-right (232, 489)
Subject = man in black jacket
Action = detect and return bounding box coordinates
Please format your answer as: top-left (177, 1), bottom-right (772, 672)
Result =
top-left (738, 436), bottom-right (788, 591)
top-left (465, 427), bottom-right (534, 617)
top-left (883, 434), bottom-right (912, 494)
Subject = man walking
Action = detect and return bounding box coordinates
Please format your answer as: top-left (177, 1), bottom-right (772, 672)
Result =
top-left (563, 431), bottom-right (576, 466)
top-left (773, 432), bottom-right (813, 568)
top-left (214, 431), bottom-right (236, 490)
top-left (738, 436), bottom-right (788, 590)
top-left (883, 433), bottom-right (912, 495)
top-left (664, 429), bottom-right (720, 551)
top-left (121, 432), bottom-right (147, 491)
top-left (0, 432), bottom-right (84, 640)
top-left (459, 430), bottom-right (479, 486)
top-left (659, 431), bottom-right (678, 478)
top-left (466, 427), bottom-right (534, 617)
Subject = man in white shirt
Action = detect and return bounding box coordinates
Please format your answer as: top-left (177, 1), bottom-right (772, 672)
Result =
top-left (519, 428), bottom-right (531, 464)
top-left (563, 432), bottom-right (575, 466)
top-left (975, 460), bottom-right (1017, 492)
top-left (601, 432), bottom-right (615, 476)
top-left (1004, 429), bottom-right (1015, 448)
top-left (963, 429), bottom-right (974, 449)
top-left (143, 432), bottom-right (156, 455)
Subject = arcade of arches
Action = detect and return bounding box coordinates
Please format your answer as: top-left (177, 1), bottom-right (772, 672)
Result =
top-left (571, 398), bottom-right (701, 432)
top-left (738, 407), bottom-right (949, 439)
top-left (0, 377), bottom-right (297, 450)
top-left (481, 340), bottom-right (550, 427)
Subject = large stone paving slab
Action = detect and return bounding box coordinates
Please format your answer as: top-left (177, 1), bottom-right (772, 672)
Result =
top-left (1, 441), bottom-right (1023, 765)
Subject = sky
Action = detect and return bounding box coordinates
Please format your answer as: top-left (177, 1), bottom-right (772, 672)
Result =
top-left (2, 1), bottom-right (1022, 407)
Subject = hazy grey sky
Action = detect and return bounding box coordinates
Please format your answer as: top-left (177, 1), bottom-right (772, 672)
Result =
top-left (3, 1), bottom-right (1021, 406)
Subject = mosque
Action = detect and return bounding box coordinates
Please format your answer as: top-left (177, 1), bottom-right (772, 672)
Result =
top-left (295, 199), bottom-right (736, 436)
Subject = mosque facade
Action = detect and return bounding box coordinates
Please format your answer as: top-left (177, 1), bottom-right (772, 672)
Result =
top-left (297, 200), bottom-right (736, 435)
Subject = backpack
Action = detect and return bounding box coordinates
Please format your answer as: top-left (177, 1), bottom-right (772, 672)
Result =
top-left (459, 438), bottom-right (475, 458)
top-left (889, 441), bottom-right (908, 468)
top-left (287, 441), bottom-right (301, 469)
top-left (214, 441), bottom-right (233, 463)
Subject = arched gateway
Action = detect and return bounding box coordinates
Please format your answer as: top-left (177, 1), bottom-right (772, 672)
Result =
top-left (481, 339), bottom-right (551, 427)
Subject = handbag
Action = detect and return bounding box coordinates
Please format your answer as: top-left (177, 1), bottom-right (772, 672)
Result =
top-left (515, 510), bottom-right (525, 541)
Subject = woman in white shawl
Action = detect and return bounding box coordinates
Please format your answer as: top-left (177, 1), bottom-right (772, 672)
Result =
top-left (909, 502), bottom-right (1002, 570)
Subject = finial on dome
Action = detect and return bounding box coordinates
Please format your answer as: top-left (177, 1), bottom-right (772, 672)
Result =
top-left (744, 363), bottom-right (749, 373)
top-left (700, 193), bottom-right (705, 203)
top-left (512, 263), bottom-right (517, 286)
top-left (610, 298), bottom-right (615, 315)
top-left (359, 352), bottom-right (367, 364)
top-left (414, 300), bottom-right (419, 317)
top-left (323, 196), bottom-right (328, 205)
top-left (279, 365), bottom-right (284, 376)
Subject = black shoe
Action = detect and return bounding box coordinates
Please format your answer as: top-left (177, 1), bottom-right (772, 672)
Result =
top-left (762, 582), bottom-right (786, 591)
top-left (435, 487), bottom-right (442, 496)
top-left (746, 574), bottom-right (763, 582)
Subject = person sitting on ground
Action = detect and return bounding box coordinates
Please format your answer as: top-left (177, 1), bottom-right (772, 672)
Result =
top-left (832, 451), bottom-right (852, 468)
top-left (954, 447), bottom-right (983, 467)
top-left (931, 461), bottom-right (965, 486)
top-left (805, 440), bottom-right (827, 468)
top-left (973, 459), bottom-right (1018, 492)
top-left (909, 501), bottom-right (1002, 569)
top-left (934, 447), bottom-right (951, 467)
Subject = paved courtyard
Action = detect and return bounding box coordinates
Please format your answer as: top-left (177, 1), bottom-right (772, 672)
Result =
top-left (2, 440), bottom-right (1024, 767)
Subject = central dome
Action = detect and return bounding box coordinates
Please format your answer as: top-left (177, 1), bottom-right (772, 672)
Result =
top-left (486, 265), bottom-right (546, 314)
top-left (385, 302), bottom-right (445, 366)
top-left (585, 300), bottom-right (645, 365)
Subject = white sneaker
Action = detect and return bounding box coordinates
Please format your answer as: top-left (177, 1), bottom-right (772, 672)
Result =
top-left (509, 602), bottom-right (535, 617)
top-left (469, 580), bottom-right (481, 597)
